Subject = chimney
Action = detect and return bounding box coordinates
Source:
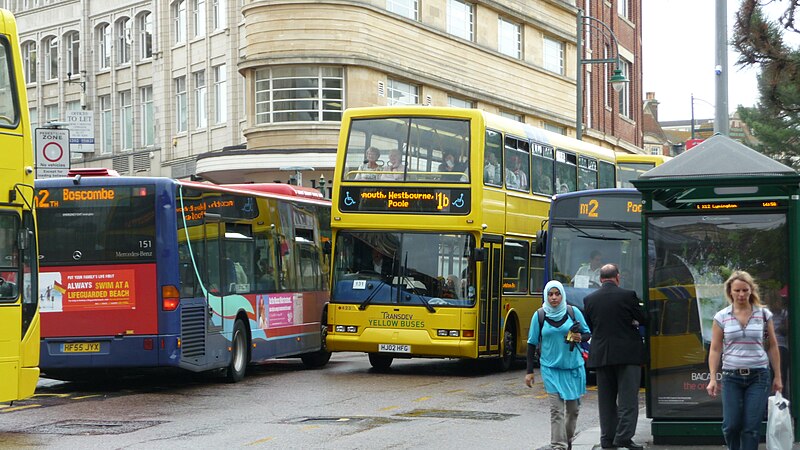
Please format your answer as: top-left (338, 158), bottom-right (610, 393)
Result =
top-left (645, 92), bottom-right (659, 122)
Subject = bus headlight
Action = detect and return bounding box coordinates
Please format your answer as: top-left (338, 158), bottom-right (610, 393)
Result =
top-left (335, 325), bottom-right (358, 333)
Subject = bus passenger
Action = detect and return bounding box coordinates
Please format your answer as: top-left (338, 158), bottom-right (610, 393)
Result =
top-left (356, 147), bottom-right (382, 180)
top-left (484, 151), bottom-right (501, 185)
top-left (438, 152), bottom-right (467, 181)
top-left (380, 149), bottom-right (405, 181)
top-left (510, 155), bottom-right (529, 190)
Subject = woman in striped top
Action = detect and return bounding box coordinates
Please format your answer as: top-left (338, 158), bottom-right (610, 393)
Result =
top-left (706, 270), bottom-right (782, 450)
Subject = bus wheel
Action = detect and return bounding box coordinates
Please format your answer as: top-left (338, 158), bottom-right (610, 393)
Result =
top-left (301, 323), bottom-right (332, 369)
top-left (226, 319), bottom-right (248, 383)
top-left (496, 327), bottom-right (516, 372)
top-left (368, 353), bottom-right (393, 371)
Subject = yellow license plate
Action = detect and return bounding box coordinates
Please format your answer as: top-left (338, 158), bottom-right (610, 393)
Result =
top-left (63, 342), bottom-right (101, 353)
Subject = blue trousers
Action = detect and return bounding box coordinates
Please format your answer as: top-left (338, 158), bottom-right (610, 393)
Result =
top-left (721, 368), bottom-right (770, 450)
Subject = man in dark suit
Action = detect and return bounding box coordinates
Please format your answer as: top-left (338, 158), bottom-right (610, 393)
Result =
top-left (583, 264), bottom-right (647, 450)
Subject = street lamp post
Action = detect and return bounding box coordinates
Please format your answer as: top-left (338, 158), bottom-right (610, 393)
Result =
top-left (575, 9), bottom-right (628, 140)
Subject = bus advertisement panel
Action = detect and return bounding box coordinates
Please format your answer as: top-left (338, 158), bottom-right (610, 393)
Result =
top-left (646, 207), bottom-right (788, 419)
top-left (0, 8), bottom-right (39, 403)
top-left (327, 106), bottom-right (618, 371)
top-left (35, 173), bottom-right (331, 381)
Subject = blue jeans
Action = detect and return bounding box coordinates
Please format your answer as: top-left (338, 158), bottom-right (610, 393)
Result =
top-left (721, 368), bottom-right (770, 450)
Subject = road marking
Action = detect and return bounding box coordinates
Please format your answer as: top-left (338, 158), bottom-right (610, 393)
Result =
top-left (246, 437), bottom-right (274, 446)
top-left (302, 425), bottom-right (320, 430)
top-left (380, 405), bottom-right (399, 411)
top-left (72, 395), bottom-right (101, 400)
top-left (0, 404), bottom-right (41, 413)
top-left (445, 389), bottom-right (464, 394)
top-left (413, 396), bottom-right (431, 402)
top-left (33, 393), bottom-right (72, 398)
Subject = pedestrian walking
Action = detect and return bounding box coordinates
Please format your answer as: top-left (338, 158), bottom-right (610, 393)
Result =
top-left (706, 270), bottom-right (782, 450)
top-left (525, 280), bottom-right (591, 450)
top-left (583, 264), bottom-right (647, 450)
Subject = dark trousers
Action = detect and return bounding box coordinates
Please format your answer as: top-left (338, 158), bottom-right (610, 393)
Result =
top-left (596, 364), bottom-right (641, 446)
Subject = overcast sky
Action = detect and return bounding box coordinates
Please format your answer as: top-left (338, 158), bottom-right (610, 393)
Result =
top-left (642, 0), bottom-right (764, 122)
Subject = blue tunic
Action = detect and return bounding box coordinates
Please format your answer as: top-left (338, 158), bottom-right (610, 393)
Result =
top-left (527, 307), bottom-right (591, 401)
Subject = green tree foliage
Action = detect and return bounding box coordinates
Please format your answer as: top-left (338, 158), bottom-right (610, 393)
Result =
top-left (733, 0), bottom-right (800, 168)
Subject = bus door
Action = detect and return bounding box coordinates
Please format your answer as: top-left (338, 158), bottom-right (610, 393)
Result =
top-left (478, 236), bottom-right (503, 355)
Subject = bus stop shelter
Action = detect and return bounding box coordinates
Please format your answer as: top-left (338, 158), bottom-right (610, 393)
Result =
top-left (632, 134), bottom-right (800, 444)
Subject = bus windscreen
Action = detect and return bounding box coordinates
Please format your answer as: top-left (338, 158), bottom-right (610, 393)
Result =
top-left (36, 186), bottom-right (156, 265)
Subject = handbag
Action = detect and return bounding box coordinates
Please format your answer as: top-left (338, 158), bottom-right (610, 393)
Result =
top-left (766, 391), bottom-right (793, 450)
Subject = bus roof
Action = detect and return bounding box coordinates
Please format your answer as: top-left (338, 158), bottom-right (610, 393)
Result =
top-left (222, 183), bottom-right (325, 199)
top-left (36, 175), bottom-right (330, 205)
top-left (342, 106), bottom-right (617, 163)
top-left (551, 187), bottom-right (640, 201)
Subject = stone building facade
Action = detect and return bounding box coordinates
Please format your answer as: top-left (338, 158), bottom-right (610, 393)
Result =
top-left (11, 0), bottom-right (643, 187)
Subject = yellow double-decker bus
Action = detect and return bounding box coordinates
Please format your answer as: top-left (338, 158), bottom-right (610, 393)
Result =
top-left (0, 9), bottom-right (39, 403)
top-left (615, 153), bottom-right (671, 188)
top-left (327, 106), bottom-right (616, 370)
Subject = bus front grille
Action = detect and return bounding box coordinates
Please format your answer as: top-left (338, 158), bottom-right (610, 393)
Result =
top-left (181, 304), bottom-right (206, 358)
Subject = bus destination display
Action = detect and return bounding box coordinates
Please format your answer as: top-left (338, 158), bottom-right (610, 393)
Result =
top-left (551, 195), bottom-right (642, 222)
top-left (339, 187), bottom-right (470, 214)
top-left (694, 200), bottom-right (782, 210)
top-left (36, 186), bottom-right (150, 209)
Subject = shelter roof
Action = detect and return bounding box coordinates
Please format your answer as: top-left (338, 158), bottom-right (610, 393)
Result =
top-left (638, 134), bottom-right (796, 180)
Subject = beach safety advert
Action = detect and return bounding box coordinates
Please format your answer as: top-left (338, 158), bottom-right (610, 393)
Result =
top-left (39, 269), bottom-right (136, 312)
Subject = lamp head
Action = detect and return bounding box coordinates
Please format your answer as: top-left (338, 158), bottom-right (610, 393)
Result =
top-left (610, 68), bottom-right (628, 93)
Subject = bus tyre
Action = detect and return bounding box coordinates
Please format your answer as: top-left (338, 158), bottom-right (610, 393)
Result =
top-left (301, 323), bottom-right (332, 369)
top-left (496, 327), bottom-right (516, 372)
top-left (226, 319), bottom-right (248, 383)
top-left (368, 353), bottom-right (393, 371)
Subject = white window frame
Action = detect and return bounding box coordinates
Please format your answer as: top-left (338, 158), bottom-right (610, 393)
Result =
top-left (213, 0), bottom-right (226, 30)
top-left (22, 41), bottom-right (36, 84)
top-left (618, 0), bottom-right (629, 20)
top-left (254, 66), bottom-right (344, 124)
top-left (447, 0), bottom-right (473, 41)
top-left (64, 32), bottom-right (79, 76)
top-left (498, 18), bottom-right (521, 59)
top-left (141, 86), bottom-right (154, 146)
top-left (194, 70), bottom-right (207, 129)
top-left (116, 18), bottom-right (132, 66)
top-left (174, 0), bottom-right (187, 44)
top-left (98, 24), bottom-right (111, 69)
top-left (176, 75), bottom-right (187, 132)
top-left (120, 90), bottom-right (133, 150)
top-left (448, 96), bottom-right (472, 109)
top-left (499, 111), bottom-right (522, 122)
top-left (386, 0), bottom-right (417, 20)
top-left (100, 95), bottom-right (112, 154)
top-left (214, 64), bottom-right (227, 124)
top-left (387, 78), bottom-right (418, 106)
top-left (193, 0), bottom-right (206, 37)
top-left (617, 58), bottom-right (630, 118)
top-left (543, 36), bottom-right (564, 75)
top-left (139, 12), bottom-right (153, 60)
top-left (44, 36), bottom-right (57, 81)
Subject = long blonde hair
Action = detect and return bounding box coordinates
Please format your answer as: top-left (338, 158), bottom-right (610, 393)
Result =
top-left (723, 270), bottom-right (763, 307)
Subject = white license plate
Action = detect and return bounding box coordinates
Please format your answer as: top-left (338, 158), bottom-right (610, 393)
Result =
top-left (378, 344), bottom-right (411, 353)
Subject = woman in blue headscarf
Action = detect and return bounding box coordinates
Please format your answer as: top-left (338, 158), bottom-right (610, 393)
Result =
top-left (525, 280), bottom-right (591, 450)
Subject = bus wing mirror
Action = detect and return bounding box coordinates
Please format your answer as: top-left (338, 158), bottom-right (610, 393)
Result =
top-left (534, 230), bottom-right (547, 255)
top-left (473, 248), bottom-right (486, 262)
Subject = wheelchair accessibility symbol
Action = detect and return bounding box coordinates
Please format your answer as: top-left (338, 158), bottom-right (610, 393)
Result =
top-left (452, 193), bottom-right (465, 208)
top-left (343, 191), bottom-right (356, 206)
